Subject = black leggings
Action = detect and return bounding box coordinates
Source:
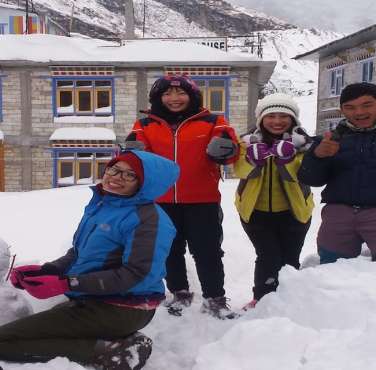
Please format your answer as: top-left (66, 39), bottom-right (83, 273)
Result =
top-left (241, 210), bottom-right (311, 300)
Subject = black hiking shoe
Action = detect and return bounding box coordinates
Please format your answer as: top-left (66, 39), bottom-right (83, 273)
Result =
top-left (93, 331), bottom-right (152, 370)
top-left (164, 290), bottom-right (194, 316)
top-left (200, 296), bottom-right (240, 320)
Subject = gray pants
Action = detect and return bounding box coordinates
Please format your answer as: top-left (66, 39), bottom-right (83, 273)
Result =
top-left (317, 204), bottom-right (376, 259)
top-left (0, 299), bottom-right (155, 364)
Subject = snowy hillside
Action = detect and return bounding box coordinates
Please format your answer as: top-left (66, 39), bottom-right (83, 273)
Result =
top-left (257, 28), bottom-right (342, 95)
top-left (1, 96), bottom-right (376, 369)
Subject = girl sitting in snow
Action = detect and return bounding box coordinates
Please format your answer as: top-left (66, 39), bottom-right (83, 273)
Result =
top-left (234, 93), bottom-right (314, 310)
top-left (0, 150), bottom-right (179, 370)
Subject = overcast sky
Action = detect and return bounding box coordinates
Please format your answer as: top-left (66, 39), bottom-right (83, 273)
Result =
top-left (229, 0), bottom-right (375, 34)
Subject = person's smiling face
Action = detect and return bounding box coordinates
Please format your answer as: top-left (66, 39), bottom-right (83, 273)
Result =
top-left (341, 95), bottom-right (376, 129)
top-left (102, 161), bottom-right (139, 196)
top-left (161, 87), bottom-right (190, 112)
top-left (261, 112), bottom-right (293, 135)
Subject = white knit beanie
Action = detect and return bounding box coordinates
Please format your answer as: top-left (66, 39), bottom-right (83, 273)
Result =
top-left (255, 93), bottom-right (301, 129)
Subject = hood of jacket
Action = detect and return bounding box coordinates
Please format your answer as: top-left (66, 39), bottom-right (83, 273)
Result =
top-left (95, 150), bottom-right (179, 206)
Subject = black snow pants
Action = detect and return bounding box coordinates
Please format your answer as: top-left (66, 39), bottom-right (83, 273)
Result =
top-left (0, 299), bottom-right (154, 364)
top-left (241, 210), bottom-right (311, 301)
top-left (159, 203), bottom-right (225, 299)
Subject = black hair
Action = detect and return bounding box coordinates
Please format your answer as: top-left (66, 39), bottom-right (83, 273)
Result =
top-left (340, 82), bottom-right (376, 105)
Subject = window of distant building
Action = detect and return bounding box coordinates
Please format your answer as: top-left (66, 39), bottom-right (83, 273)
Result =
top-left (329, 67), bottom-right (345, 96)
top-left (195, 79), bottom-right (227, 114)
top-left (0, 23), bottom-right (7, 35)
top-left (51, 66), bottom-right (115, 123)
top-left (54, 79), bottom-right (114, 117)
top-left (52, 149), bottom-right (115, 187)
top-left (361, 59), bottom-right (374, 83)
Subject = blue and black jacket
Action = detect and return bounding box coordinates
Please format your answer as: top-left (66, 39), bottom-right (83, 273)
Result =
top-left (48, 150), bottom-right (179, 301)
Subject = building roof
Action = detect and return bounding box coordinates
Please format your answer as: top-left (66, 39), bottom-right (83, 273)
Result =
top-left (0, 34), bottom-right (276, 84)
top-left (294, 24), bottom-right (376, 61)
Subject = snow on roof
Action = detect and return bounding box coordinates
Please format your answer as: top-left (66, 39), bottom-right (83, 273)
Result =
top-left (49, 127), bottom-right (116, 141)
top-left (0, 130), bottom-right (3, 141)
top-left (0, 34), bottom-right (272, 67)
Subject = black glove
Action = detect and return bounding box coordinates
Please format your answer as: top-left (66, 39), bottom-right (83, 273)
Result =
top-left (122, 132), bottom-right (145, 151)
top-left (206, 131), bottom-right (237, 163)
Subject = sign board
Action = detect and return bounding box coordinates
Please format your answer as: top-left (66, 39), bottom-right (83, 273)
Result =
top-left (122, 37), bottom-right (228, 51)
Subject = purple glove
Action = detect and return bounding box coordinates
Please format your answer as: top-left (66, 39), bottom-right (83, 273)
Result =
top-left (270, 140), bottom-right (296, 165)
top-left (9, 265), bottom-right (42, 289)
top-left (20, 275), bottom-right (69, 299)
top-left (246, 142), bottom-right (271, 166)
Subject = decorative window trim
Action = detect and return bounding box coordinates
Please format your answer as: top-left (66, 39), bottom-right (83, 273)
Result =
top-left (325, 60), bottom-right (347, 70)
top-left (50, 66), bottom-right (114, 76)
top-left (164, 66), bottom-right (231, 76)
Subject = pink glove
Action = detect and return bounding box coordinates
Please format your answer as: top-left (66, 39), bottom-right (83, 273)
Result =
top-left (20, 275), bottom-right (69, 299)
top-left (270, 140), bottom-right (296, 165)
top-left (9, 265), bottom-right (42, 289)
top-left (246, 143), bottom-right (271, 166)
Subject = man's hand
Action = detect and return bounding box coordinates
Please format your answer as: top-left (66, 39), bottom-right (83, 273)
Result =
top-left (314, 132), bottom-right (340, 158)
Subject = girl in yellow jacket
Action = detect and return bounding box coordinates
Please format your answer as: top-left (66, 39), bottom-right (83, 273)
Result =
top-left (234, 93), bottom-right (314, 309)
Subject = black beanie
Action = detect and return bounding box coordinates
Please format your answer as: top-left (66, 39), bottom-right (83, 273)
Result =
top-left (340, 82), bottom-right (376, 105)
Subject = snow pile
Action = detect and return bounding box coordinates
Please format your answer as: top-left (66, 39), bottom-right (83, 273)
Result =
top-left (0, 237), bottom-right (33, 326)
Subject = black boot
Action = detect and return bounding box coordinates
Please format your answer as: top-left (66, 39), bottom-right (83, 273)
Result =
top-left (92, 331), bottom-right (153, 370)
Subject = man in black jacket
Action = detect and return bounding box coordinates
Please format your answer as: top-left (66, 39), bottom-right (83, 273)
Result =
top-left (298, 82), bottom-right (376, 264)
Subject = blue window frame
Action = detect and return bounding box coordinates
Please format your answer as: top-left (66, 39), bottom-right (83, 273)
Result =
top-left (329, 68), bottom-right (345, 96)
top-left (52, 77), bottom-right (115, 117)
top-left (361, 60), bottom-right (374, 82)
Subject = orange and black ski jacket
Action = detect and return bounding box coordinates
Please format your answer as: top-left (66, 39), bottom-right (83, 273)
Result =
top-left (128, 109), bottom-right (239, 203)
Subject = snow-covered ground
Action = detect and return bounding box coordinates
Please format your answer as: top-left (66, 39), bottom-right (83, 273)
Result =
top-left (1, 96), bottom-right (376, 370)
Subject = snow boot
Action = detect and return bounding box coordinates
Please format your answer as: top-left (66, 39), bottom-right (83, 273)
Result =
top-left (92, 331), bottom-right (152, 370)
top-left (164, 289), bottom-right (194, 316)
top-left (200, 296), bottom-right (240, 320)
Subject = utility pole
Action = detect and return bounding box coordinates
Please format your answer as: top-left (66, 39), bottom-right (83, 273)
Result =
top-left (25, 0), bottom-right (29, 34)
top-left (69, 1), bottom-right (75, 36)
top-left (124, 0), bottom-right (136, 40)
top-left (142, 0), bottom-right (146, 38)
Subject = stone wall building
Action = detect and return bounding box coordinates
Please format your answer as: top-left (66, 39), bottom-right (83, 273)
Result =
top-left (295, 24), bottom-right (376, 134)
top-left (0, 34), bottom-right (276, 191)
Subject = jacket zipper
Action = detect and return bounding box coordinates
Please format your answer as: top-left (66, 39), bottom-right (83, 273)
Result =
top-left (268, 158), bottom-right (273, 212)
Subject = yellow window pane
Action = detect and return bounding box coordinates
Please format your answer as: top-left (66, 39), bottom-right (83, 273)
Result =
top-left (77, 90), bottom-right (92, 112)
top-left (209, 90), bottom-right (224, 112)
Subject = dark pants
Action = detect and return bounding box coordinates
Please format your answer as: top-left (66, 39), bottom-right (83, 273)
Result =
top-left (159, 203), bottom-right (225, 299)
top-left (0, 299), bottom-right (155, 364)
top-left (241, 210), bottom-right (311, 300)
top-left (318, 204), bottom-right (376, 263)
